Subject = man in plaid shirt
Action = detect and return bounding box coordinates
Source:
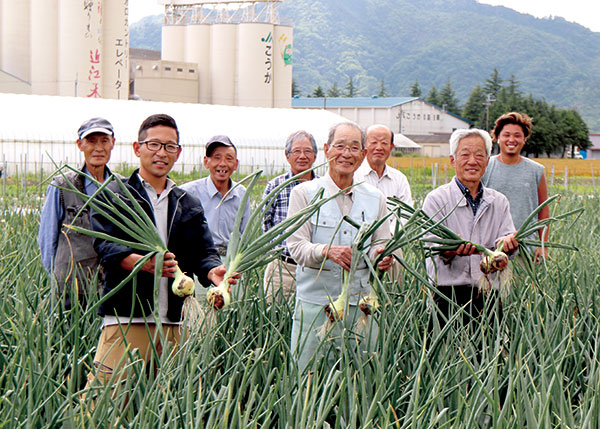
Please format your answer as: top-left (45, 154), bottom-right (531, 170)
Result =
top-left (263, 130), bottom-right (319, 302)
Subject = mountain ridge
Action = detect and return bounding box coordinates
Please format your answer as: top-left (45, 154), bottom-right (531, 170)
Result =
top-left (130, 0), bottom-right (600, 131)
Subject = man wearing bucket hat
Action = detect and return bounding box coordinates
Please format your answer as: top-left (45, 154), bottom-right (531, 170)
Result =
top-left (38, 117), bottom-right (116, 310)
top-left (180, 135), bottom-right (251, 256)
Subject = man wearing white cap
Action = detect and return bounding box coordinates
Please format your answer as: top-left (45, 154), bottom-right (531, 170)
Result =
top-left (38, 117), bottom-right (116, 309)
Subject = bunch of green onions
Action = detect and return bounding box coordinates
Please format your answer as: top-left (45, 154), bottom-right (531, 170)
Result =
top-left (205, 165), bottom-right (342, 310)
top-left (386, 194), bottom-right (582, 296)
top-left (52, 165), bottom-right (201, 330)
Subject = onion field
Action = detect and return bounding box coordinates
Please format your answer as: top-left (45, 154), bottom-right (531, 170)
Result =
top-left (0, 177), bottom-right (598, 428)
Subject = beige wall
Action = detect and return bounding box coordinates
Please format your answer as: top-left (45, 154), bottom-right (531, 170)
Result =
top-left (0, 70), bottom-right (30, 94)
top-left (133, 59), bottom-right (199, 103)
top-left (419, 142), bottom-right (450, 158)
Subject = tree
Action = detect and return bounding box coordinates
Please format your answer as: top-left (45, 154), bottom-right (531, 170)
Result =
top-left (425, 85), bottom-right (440, 106)
top-left (378, 78), bottom-right (388, 97)
top-left (462, 84), bottom-right (486, 128)
top-left (558, 109), bottom-right (591, 157)
top-left (409, 81), bottom-right (422, 97)
top-left (438, 79), bottom-right (460, 114)
top-left (312, 85), bottom-right (325, 98)
top-left (291, 79), bottom-right (300, 97)
top-left (483, 68), bottom-right (503, 98)
top-left (327, 81), bottom-right (341, 97)
top-left (344, 76), bottom-right (356, 97)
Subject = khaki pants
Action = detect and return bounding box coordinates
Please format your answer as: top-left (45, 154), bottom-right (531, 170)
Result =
top-left (84, 324), bottom-right (182, 400)
top-left (263, 258), bottom-right (297, 303)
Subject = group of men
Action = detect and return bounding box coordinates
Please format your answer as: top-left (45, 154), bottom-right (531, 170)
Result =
top-left (38, 110), bottom-right (543, 381)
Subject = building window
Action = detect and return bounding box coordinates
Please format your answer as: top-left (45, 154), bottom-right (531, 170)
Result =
top-left (165, 67), bottom-right (172, 71)
top-left (417, 114), bottom-right (421, 120)
top-left (189, 69), bottom-right (195, 73)
top-left (437, 114), bottom-right (440, 120)
top-left (177, 67), bottom-right (183, 72)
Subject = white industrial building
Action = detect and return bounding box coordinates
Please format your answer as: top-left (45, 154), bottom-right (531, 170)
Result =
top-left (0, 0), bottom-right (292, 109)
top-left (0, 0), bottom-right (129, 100)
top-left (152, 0), bottom-right (292, 107)
top-left (0, 93), bottom-right (345, 176)
top-left (292, 97), bottom-right (473, 157)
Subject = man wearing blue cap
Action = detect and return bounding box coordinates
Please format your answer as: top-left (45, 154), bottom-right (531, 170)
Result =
top-left (38, 117), bottom-right (116, 310)
top-left (180, 135), bottom-right (250, 256)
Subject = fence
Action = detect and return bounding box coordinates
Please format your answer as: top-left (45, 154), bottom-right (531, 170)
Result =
top-left (3, 156), bottom-right (597, 207)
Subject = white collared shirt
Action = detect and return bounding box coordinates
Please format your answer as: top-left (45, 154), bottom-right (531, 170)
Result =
top-left (355, 161), bottom-right (413, 207)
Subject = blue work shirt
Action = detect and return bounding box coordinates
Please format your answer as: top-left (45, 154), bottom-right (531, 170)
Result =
top-left (38, 167), bottom-right (112, 272)
top-left (180, 176), bottom-right (251, 249)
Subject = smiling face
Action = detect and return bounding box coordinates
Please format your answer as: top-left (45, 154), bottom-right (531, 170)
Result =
top-left (133, 125), bottom-right (181, 183)
top-left (498, 123), bottom-right (527, 157)
top-left (450, 135), bottom-right (489, 187)
top-left (286, 137), bottom-right (317, 175)
top-left (324, 124), bottom-right (365, 180)
top-left (77, 132), bottom-right (115, 169)
top-left (203, 145), bottom-right (238, 188)
top-left (365, 126), bottom-right (394, 169)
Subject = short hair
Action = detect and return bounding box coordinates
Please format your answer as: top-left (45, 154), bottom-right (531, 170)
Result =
top-left (327, 122), bottom-right (366, 148)
top-left (492, 112), bottom-right (532, 141)
top-left (449, 129), bottom-right (492, 157)
top-left (138, 114), bottom-right (180, 142)
top-left (366, 124), bottom-right (394, 146)
top-left (284, 131), bottom-right (317, 155)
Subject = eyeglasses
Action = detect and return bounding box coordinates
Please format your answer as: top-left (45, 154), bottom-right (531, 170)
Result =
top-left (289, 149), bottom-right (315, 156)
top-left (140, 140), bottom-right (181, 154)
top-left (330, 143), bottom-right (363, 154)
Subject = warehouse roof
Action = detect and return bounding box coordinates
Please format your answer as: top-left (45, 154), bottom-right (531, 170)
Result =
top-left (292, 96), bottom-right (418, 108)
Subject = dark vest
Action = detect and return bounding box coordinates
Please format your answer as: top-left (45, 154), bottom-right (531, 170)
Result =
top-left (53, 169), bottom-right (103, 300)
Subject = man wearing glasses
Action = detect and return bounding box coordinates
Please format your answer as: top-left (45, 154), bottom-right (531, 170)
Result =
top-left (86, 114), bottom-right (228, 395)
top-left (180, 135), bottom-right (250, 256)
top-left (262, 130), bottom-right (319, 303)
top-left (286, 122), bottom-right (393, 372)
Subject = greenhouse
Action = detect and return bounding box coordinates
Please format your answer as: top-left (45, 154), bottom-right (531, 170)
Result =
top-left (0, 92), bottom-right (347, 176)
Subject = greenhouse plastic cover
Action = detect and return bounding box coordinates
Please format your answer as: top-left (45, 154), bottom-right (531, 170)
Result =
top-left (0, 93), bottom-right (348, 174)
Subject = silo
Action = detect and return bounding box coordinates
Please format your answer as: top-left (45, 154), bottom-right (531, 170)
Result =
top-left (210, 23), bottom-right (236, 106)
top-left (58, 0), bottom-right (102, 98)
top-left (273, 25), bottom-right (293, 108)
top-left (31, 0), bottom-right (58, 95)
top-left (0, 0), bottom-right (3, 69)
top-left (162, 25), bottom-right (186, 62)
top-left (102, 0), bottom-right (129, 99)
top-left (1, 0), bottom-right (30, 82)
top-left (185, 24), bottom-right (211, 104)
top-left (236, 23), bottom-right (274, 108)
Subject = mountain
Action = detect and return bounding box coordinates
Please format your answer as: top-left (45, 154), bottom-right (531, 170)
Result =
top-left (129, 0), bottom-right (600, 131)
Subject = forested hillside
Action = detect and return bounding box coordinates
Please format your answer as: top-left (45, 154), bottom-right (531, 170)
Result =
top-left (130, 0), bottom-right (600, 131)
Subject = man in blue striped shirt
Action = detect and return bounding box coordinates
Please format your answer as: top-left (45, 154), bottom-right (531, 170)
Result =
top-left (262, 130), bottom-right (319, 302)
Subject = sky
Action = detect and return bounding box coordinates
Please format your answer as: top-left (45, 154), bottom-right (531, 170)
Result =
top-left (128, 0), bottom-right (600, 33)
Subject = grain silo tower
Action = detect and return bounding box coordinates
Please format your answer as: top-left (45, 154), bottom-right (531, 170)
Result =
top-left (0, 0), bottom-right (129, 100)
top-left (159, 0), bottom-right (293, 108)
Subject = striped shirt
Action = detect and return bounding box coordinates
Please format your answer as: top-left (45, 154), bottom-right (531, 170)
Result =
top-left (262, 171), bottom-right (317, 258)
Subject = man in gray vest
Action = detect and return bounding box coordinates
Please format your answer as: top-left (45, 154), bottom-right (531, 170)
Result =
top-left (38, 117), bottom-right (116, 309)
top-left (287, 122), bottom-right (393, 372)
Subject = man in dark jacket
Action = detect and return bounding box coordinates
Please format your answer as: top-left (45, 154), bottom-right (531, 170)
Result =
top-left (86, 114), bottom-right (228, 392)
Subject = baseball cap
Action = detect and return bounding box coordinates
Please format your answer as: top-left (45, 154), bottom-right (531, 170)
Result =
top-left (78, 117), bottom-right (114, 139)
top-left (205, 135), bottom-right (236, 157)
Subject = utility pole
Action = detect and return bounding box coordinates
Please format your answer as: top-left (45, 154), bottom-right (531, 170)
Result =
top-left (483, 93), bottom-right (496, 131)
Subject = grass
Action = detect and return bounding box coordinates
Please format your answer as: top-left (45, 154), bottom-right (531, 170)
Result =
top-left (0, 173), bottom-right (598, 427)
